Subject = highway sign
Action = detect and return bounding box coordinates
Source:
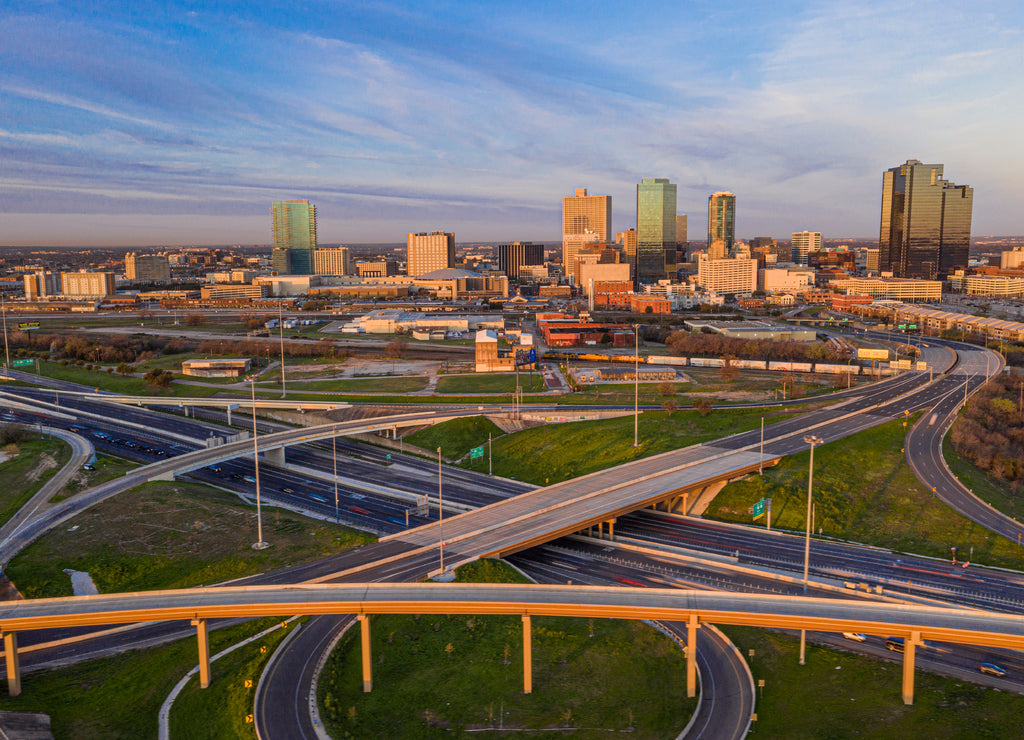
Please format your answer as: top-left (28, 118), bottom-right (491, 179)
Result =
top-left (752, 497), bottom-right (766, 520)
top-left (11, 358), bottom-right (34, 367)
top-left (17, 322), bottom-right (39, 331)
top-left (469, 445), bottom-right (484, 459)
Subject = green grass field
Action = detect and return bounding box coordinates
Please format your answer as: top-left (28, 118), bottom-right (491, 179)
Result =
top-left (406, 416), bottom-right (505, 460)
top-left (423, 407), bottom-right (790, 485)
top-left (704, 417), bottom-right (1024, 567)
top-left (435, 373), bottom-right (546, 394)
top-left (943, 436), bottom-right (1024, 522)
top-left (0, 436), bottom-right (71, 526)
top-left (257, 375), bottom-right (429, 393)
top-left (0, 617), bottom-right (284, 739)
top-left (5, 482), bottom-right (374, 598)
top-left (317, 560), bottom-right (695, 739)
top-left (723, 626), bottom-right (1024, 738)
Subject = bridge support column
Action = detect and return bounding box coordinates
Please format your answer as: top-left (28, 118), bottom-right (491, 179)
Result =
top-left (606, 518), bottom-right (615, 540)
top-left (902, 631), bottom-right (921, 705)
top-left (191, 619), bottom-right (210, 688)
top-left (686, 615), bottom-right (699, 698)
top-left (359, 615), bottom-right (372, 693)
top-left (522, 615), bottom-right (532, 694)
top-left (595, 522), bottom-right (602, 538)
top-left (226, 407), bottom-right (232, 425)
top-left (2, 632), bottom-right (21, 696)
top-left (263, 446), bottom-right (286, 466)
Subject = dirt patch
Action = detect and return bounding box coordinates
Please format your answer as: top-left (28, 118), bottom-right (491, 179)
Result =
top-left (25, 452), bottom-right (58, 483)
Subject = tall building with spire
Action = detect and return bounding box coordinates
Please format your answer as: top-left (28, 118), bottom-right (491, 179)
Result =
top-left (562, 188), bottom-right (611, 283)
top-left (707, 191), bottom-right (736, 257)
top-left (636, 178), bottom-right (677, 284)
top-left (879, 159), bottom-right (973, 279)
top-left (272, 200), bottom-right (318, 275)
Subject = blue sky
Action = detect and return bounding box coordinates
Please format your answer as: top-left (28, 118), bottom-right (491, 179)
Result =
top-left (2, 0), bottom-right (1023, 246)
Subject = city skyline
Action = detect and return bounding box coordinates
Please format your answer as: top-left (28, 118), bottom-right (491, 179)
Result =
top-left (2, 1), bottom-right (1023, 246)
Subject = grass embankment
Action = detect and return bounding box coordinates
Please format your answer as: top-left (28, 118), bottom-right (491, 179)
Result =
top-left (435, 373), bottom-right (546, 394)
top-left (0, 617), bottom-right (287, 739)
top-left (318, 560), bottom-right (694, 739)
top-left (257, 375), bottom-right (429, 393)
top-left (420, 407), bottom-right (787, 486)
top-left (943, 436), bottom-right (1024, 522)
top-left (51, 452), bottom-right (139, 502)
top-left (406, 417), bottom-right (505, 460)
top-left (5, 482), bottom-right (374, 598)
top-left (0, 436), bottom-right (71, 526)
top-left (169, 618), bottom-right (298, 739)
top-left (704, 417), bottom-right (1024, 567)
top-left (723, 626), bottom-right (1024, 738)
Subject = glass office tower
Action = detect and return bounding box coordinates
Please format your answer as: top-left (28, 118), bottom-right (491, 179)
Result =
top-left (636, 178), bottom-right (677, 284)
top-left (707, 192), bottom-right (736, 256)
top-left (879, 160), bottom-right (972, 279)
top-left (272, 200), bottom-right (318, 275)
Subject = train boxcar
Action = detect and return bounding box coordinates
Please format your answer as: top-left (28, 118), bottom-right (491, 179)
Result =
top-left (732, 359), bottom-right (768, 370)
top-left (813, 363), bottom-right (860, 375)
top-left (768, 361), bottom-right (812, 372)
top-left (648, 355), bottom-right (689, 367)
top-left (688, 357), bottom-right (726, 367)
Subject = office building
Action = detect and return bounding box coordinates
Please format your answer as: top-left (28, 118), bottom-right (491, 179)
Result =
top-left (791, 231), bottom-right (821, 266)
top-left (271, 248), bottom-right (291, 275)
top-left (1000, 247), bottom-right (1024, 270)
top-left (125, 253), bottom-right (171, 282)
top-left (23, 271), bottom-right (60, 300)
top-left (272, 200), bottom-right (318, 275)
top-left (865, 248), bottom-right (880, 272)
top-left (407, 231), bottom-right (456, 277)
top-left (356, 260), bottom-right (399, 278)
top-left (879, 159), bottom-right (973, 279)
top-left (676, 215), bottom-right (688, 250)
top-left (61, 271), bottom-right (116, 298)
top-left (562, 188), bottom-right (611, 283)
top-left (695, 254), bottom-right (757, 295)
top-left (497, 241), bottom-right (544, 280)
top-left (313, 247), bottom-right (352, 276)
top-left (636, 178), bottom-right (677, 284)
top-left (707, 192), bottom-right (736, 256)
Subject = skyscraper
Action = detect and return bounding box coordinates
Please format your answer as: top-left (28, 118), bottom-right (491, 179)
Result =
top-left (707, 192), bottom-right (736, 257)
top-left (636, 178), bottom-right (677, 284)
top-left (498, 241), bottom-right (544, 280)
top-left (879, 159), bottom-right (973, 279)
top-left (272, 200), bottom-right (318, 275)
top-left (791, 231), bottom-right (821, 266)
top-left (562, 188), bottom-right (611, 283)
top-left (407, 231), bottom-right (456, 276)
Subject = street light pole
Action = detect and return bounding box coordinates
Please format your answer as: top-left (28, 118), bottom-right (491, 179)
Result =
top-left (437, 446), bottom-right (445, 574)
top-left (633, 323), bottom-right (640, 448)
top-left (1, 295), bottom-right (9, 369)
top-left (249, 377), bottom-right (268, 550)
top-left (278, 301), bottom-right (287, 398)
top-left (800, 433), bottom-right (823, 666)
top-left (332, 427), bottom-right (339, 523)
top-left (759, 417), bottom-right (765, 475)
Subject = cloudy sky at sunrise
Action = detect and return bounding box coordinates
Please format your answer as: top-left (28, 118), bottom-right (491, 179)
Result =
top-left (2, 0), bottom-right (1023, 246)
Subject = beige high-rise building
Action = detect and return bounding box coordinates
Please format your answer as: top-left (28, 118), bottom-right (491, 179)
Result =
top-left (314, 247), bottom-right (353, 276)
top-left (61, 271), bottom-right (116, 298)
top-left (696, 254), bottom-right (757, 295)
top-left (407, 231), bottom-right (456, 277)
top-left (125, 252), bottom-right (171, 282)
top-left (23, 271), bottom-right (60, 300)
top-left (865, 248), bottom-right (880, 272)
top-left (563, 188), bottom-right (611, 283)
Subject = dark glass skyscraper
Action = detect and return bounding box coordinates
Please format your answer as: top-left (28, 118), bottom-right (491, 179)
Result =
top-left (272, 200), bottom-right (318, 275)
top-left (707, 191), bottom-right (735, 257)
top-left (636, 178), bottom-right (676, 284)
top-left (498, 241), bottom-right (544, 280)
top-left (879, 160), bottom-right (973, 279)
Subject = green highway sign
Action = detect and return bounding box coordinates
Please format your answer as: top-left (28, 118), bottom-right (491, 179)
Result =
top-left (469, 445), bottom-right (484, 460)
top-left (11, 359), bottom-right (34, 367)
top-left (752, 497), bottom-right (766, 520)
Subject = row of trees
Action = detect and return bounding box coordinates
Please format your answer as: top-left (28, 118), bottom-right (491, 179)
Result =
top-left (662, 330), bottom-right (848, 365)
top-left (950, 373), bottom-right (1024, 490)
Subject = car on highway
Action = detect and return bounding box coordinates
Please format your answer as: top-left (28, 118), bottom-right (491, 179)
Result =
top-left (207, 465), bottom-right (222, 473)
top-left (242, 475), bottom-right (257, 483)
top-left (842, 632), bottom-right (867, 642)
top-left (885, 637), bottom-right (904, 652)
top-left (281, 487), bottom-right (294, 494)
top-left (82, 463), bottom-right (95, 471)
top-left (979, 663), bottom-right (1007, 677)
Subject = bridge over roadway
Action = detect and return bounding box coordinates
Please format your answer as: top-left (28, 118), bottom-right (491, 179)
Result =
top-left (2, 583), bottom-right (1022, 705)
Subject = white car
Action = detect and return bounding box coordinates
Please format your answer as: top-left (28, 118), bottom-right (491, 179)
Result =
top-left (842, 632), bottom-right (867, 642)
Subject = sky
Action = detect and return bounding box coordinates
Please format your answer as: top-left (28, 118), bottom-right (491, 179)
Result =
top-left (2, 0), bottom-right (1023, 246)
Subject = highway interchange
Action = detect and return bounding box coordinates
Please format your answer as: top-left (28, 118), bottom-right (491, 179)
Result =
top-left (0, 334), bottom-right (1019, 739)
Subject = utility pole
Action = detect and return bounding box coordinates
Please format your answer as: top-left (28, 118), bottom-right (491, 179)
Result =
top-left (633, 323), bottom-right (640, 448)
top-left (1, 295), bottom-right (9, 369)
top-left (278, 301), bottom-right (287, 398)
top-left (250, 377), bottom-right (268, 550)
top-left (333, 428), bottom-right (339, 523)
top-left (759, 417), bottom-right (765, 475)
top-left (437, 447), bottom-right (445, 574)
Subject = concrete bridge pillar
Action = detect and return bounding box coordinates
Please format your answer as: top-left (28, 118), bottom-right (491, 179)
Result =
top-left (605, 518), bottom-right (615, 540)
top-left (2, 632), bottom-right (20, 696)
top-left (191, 619), bottom-right (210, 688)
top-left (359, 615), bottom-right (372, 693)
top-left (263, 446), bottom-right (286, 467)
top-left (902, 631), bottom-right (921, 705)
top-left (522, 615), bottom-right (532, 694)
top-left (686, 615), bottom-right (700, 698)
